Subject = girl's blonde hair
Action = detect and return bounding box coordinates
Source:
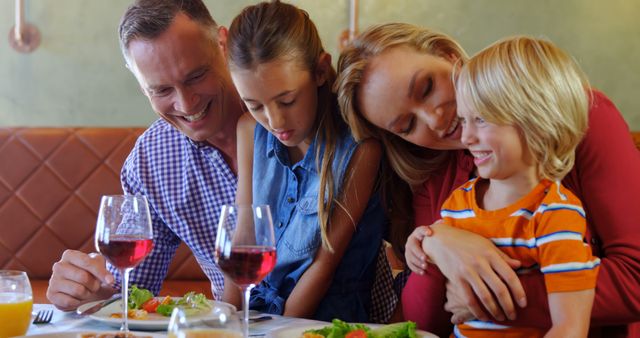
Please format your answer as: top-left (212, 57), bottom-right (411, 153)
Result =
top-left (228, 1), bottom-right (343, 251)
top-left (335, 23), bottom-right (468, 260)
top-left (456, 36), bottom-right (590, 181)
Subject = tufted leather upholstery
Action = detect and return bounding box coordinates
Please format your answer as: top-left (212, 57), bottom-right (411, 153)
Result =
top-left (0, 128), bottom-right (209, 303)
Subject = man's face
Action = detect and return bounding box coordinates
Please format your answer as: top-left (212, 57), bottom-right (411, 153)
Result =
top-left (126, 13), bottom-right (235, 144)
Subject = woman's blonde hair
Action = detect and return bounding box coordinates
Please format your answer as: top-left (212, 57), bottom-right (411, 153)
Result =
top-left (335, 23), bottom-right (468, 260)
top-left (228, 1), bottom-right (343, 251)
top-left (455, 36), bottom-right (590, 181)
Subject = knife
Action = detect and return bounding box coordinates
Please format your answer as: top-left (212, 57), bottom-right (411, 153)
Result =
top-left (76, 296), bottom-right (122, 316)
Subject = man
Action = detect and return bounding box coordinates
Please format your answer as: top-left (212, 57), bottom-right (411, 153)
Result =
top-left (46, 0), bottom-right (243, 310)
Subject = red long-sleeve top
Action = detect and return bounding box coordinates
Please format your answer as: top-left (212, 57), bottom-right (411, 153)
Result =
top-left (403, 90), bottom-right (640, 337)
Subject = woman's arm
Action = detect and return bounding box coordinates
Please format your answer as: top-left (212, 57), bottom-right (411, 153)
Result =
top-left (404, 155), bottom-right (524, 329)
top-left (221, 113), bottom-right (256, 308)
top-left (421, 223), bottom-right (525, 322)
top-left (283, 139), bottom-right (382, 318)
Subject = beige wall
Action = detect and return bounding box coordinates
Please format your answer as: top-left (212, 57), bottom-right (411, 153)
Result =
top-left (1, 0), bottom-right (638, 129)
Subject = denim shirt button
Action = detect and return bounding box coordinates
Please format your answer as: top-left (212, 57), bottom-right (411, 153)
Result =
top-left (287, 197), bottom-right (295, 203)
top-left (278, 221), bottom-right (283, 228)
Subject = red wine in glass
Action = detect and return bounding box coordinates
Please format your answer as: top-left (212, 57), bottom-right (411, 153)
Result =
top-left (217, 245), bottom-right (276, 287)
top-left (94, 194), bottom-right (153, 334)
top-left (97, 235), bottom-right (153, 269)
top-left (215, 204), bottom-right (276, 338)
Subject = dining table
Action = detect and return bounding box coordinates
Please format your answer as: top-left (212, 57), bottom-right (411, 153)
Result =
top-left (24, 303), bottom-right (327, 337)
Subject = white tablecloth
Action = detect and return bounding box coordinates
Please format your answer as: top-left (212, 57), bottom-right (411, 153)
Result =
top-left (26, 304), bottom-right (326, 337)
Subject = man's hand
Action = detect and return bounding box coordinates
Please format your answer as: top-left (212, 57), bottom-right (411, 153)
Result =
top-left (422, 223), bottom-right (526, 322)
top-left (46, 250), bottom-right (117, 311)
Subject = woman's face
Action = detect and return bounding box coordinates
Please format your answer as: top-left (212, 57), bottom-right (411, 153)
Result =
top-left (357, 45), bottom-right (464, 150)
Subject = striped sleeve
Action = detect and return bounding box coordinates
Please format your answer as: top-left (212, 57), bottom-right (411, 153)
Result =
top-left (534, 190), bottom-right (599, 293)
top-left (440, 180), bottom-right (475, 221)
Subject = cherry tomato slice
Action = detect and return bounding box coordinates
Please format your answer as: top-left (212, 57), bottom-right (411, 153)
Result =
top-left (141, 298), bottom-right (160, 313)
top-left (345, 329), bottom-right (367, 338)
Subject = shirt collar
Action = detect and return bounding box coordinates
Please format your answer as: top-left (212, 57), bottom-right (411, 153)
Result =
top-left (186, 136), bottom-right (221, 155)
top-left (186, 136), bottom-right (207, 149)
top-left (266, 131), bottom-right (319, 173)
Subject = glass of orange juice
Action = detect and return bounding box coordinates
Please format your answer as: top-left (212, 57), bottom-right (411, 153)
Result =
top-left (0, 270), bottom-right (33, 338)
top-left (168, 303), bottom-right (242, 338)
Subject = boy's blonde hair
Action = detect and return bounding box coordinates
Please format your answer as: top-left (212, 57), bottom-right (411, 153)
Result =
top-left (456, 36), bottom-right (590, 181)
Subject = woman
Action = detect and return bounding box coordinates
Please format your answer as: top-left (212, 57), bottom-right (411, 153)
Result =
top-left (335, 23), bottom-right (640, 337)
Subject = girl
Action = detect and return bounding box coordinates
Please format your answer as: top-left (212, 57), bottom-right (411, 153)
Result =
top-left (223, 1), bottom-right (385, 322)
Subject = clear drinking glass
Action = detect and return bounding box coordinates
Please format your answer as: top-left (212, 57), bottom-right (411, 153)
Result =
top-left (167, 304), bottom-right (242, 338)
top-left (95, 195), bottom-right (153, 333)
top-left (0, 270), bottom-right (33, 337)
top-left (214, 205), bottom-right (276, 338)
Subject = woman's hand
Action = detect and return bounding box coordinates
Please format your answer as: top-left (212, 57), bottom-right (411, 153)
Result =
top-left (422, 223), bottom-right (526, 322)
top-left (444, 279), bottom-right (475, 324)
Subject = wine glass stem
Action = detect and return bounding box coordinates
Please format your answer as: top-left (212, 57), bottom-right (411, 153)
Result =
top-left (121, 268), bottom-right (132, 333)
top-left (241, 286), bottom-right (253, 338)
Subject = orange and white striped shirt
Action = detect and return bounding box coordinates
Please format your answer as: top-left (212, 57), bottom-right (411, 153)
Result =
top-left (441, 178), bottom-right (600, 337)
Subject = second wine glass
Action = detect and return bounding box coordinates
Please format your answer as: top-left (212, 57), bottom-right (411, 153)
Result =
top-left (95, 194), bottom-right (154, 333)
top-left (168, 303), bottom-right (242, 338)
top-left (214, 205), bottom-right (276, 337)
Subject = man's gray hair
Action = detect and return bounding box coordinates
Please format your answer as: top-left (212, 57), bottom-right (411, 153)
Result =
top-left (118, 0), bottom-right (218, 62)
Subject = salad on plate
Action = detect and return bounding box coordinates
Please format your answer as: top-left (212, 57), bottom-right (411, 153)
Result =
top-left (110, 285), bottom-right (212, 319)
top-left (302, 319), bottom-right (418, 338)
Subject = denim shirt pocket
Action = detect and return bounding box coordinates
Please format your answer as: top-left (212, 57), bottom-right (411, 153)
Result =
top-left (281, 196), bottom-right (321, 256)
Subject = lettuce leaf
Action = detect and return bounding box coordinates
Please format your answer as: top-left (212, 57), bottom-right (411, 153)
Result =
top-left (369, 321), bottom-right (417, 338)
top-left (156, 303), bottom-right (175, 316)
top-left (128, 285), bottom-right (153, 310)
top-left (304, 319), bottom-right (370, 338)
top-left (154, 291), bottom-right (212, 317)
top-left (176, 291), bottom-right (212, 316)
top-left (304, 319), bottom-right (417, 338)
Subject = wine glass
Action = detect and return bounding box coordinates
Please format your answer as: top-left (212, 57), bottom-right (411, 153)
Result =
top-left (214, 205), bottom-right (276, 338)
top-left (0, 270), bottom-right (32, 337)
top-left (167, 303), bottom-right (242, 338)
top-left (95, 194), bottom-right (153, 333)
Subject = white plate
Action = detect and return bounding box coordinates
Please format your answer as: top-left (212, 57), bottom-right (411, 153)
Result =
top-left (19, 331), bottom-right (166, 338)
top-left (77, 298), bottom-right (236, 331)
top-left (267, 323), bottom-right (438, 338)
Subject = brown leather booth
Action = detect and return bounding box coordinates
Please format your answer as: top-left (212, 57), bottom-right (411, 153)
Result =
top-left (0, 128), bottom-right (210, 303)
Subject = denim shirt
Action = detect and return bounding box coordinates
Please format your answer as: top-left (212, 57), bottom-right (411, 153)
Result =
top-left (249, 124), bottom-right (385, 322)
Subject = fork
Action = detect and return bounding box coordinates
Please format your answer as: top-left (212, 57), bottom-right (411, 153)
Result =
top-left (32, 309), bottom-right (53, 324)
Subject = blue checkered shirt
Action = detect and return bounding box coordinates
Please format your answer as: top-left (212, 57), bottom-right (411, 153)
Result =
top-left (107, 119), bottom-right (237, 299)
